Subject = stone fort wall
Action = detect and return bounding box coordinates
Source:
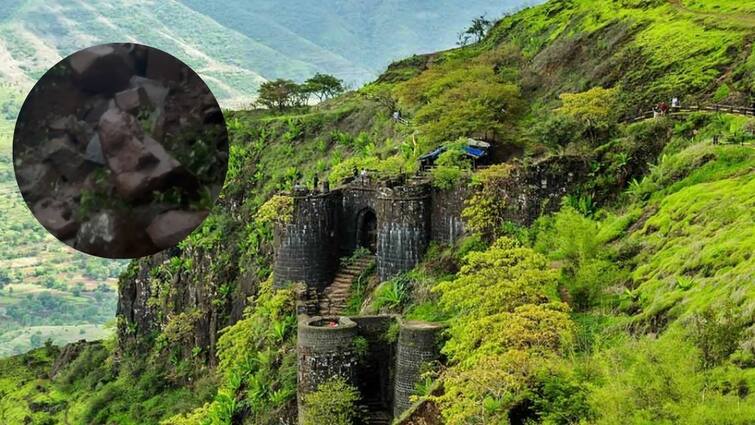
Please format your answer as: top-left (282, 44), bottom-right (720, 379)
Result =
top-left (274, 179), bottom-right (459, 289)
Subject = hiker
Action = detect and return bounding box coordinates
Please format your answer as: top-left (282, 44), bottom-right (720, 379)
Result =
top-left (659, 102), bottom-right (669, 115)
top-left (671, 97), bottom-right (680, 108)
top-left (393, 111), bottom-right (400, 121)
top-left (712, 134), bottom-right (719, 145)
top-left (352, 166), bottom-right (358, 177)
top-left (653, 107), bottom-right (660, 119)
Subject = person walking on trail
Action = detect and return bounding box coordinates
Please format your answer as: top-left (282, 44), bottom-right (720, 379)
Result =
top-left (672, 97), bottom-right (680, 108)
top-left (659, 102), bottom-right (670, 115)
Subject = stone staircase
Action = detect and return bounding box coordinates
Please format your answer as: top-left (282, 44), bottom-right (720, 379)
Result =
top-left (360, 402), bottom-right (392, 425)
top-left (317, 255), bottom-right (375, 316)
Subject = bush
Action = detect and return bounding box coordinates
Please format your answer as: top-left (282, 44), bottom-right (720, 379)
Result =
top-left (302, 378), bottom-right (361, 425)
top-left (532, 114), bottom-right (584, 147)
top-left (373, 275), bottom-right (411, 311)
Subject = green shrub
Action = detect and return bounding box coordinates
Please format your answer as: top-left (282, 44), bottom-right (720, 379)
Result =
top-left (302, 378), bottom-right (361, 425)
top-left (373, 275), bottom-right (411, 311)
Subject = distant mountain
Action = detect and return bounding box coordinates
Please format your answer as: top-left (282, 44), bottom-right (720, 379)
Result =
top-left (0, 0), bottom-right (534, 107)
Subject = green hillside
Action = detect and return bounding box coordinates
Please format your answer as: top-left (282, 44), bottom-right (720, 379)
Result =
top-left (0, 0), bottom-right (516, 357)
top-left (0, 0), bottom-right (753, 424)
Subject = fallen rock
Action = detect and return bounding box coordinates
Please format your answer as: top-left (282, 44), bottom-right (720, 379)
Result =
top-left (43, 134), bottom-right (88, 182)
top-left (75, 210), bottom-right (156, 258)
top-left (99, 107), bottom-right (144, 149)
top-left (48, 115), bottom-right (76, 133)
top-left (84, 134), bottom-right (105, 165)
top-left (115, 87), bottom-right (152, 113)
top-left (129, 76), bottom-right (169, 108)
top-left (146, 209), bottom-right (209, 249)
top-left (33, 198), bottom-right (78, 239)
top-left (112, 136), bottom-right (183, 200)
top-left (99, 108), bottom-right (155, 174)
top-left (68, 44), bottom-right (134, 94)
top-left (83, 96), bottom-right (111, 125)
top-left (16, 163), bottom-right (59, 202)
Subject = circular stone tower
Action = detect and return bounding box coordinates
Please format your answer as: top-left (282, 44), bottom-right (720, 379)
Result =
top-left (393, 320), bottom-right (445, 417)
top-left (297, 316), bottom-right (360, 423)
top-left (376, 184), bottom-right (431, 281)
top-left (273, 190), bottom-right (338, 290)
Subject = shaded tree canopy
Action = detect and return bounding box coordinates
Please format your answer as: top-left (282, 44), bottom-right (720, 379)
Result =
top-left (303, 73), bottom-right (345, 101)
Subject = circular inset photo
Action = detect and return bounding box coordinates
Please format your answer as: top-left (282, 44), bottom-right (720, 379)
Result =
top-left (13, 43), bottom-right (228, 259)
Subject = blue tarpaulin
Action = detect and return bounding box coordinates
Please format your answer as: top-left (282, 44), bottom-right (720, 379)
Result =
top-left (463, 146), bottom-right (486, 159)
top-left (419, 146), bottom-right (446, 161)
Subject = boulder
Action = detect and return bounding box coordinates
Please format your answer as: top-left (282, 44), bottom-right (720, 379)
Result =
top-left (33, 198), bottom-right (78, 239)
top-left (115, 87), bottom-right (152, 113)
top-left (48, 115), bottom-right (76, 133)
top-left (111, 136), bottom-right (183, 200)
top-left (99, 107), bottom-right (144, 150)
top-left (43, 135), bottom-right (87, 182)
top-left (75, 210), bottom-right (156, 258)
top-left (129, 76), bottom-right (169, 108)
top-left (68, 44), bottom-right (134, 94)
top-left (146, 209), bottom-right (209, 249)
top-left (84, 134), bottom-right (106, 165)
top-left (83, 96), bottom-right (111, 125)
top-left (16, 163), bottom-right (59, 202)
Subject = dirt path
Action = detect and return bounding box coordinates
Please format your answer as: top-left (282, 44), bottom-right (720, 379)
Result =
top-left (668, 0), bottom-right (755, 28)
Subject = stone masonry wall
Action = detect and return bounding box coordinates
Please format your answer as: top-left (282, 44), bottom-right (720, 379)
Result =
top-left (393, 320), bottom-right (444, 417)
top-left (376, 185), bottom-right (431, 281)
top-left (430, 184), bottom-right (469, 245)
top-left (350, 315), bottom-right (397, 411)
top-left (297, 316), bottom-right (359, 423)
top-left (338, 185), bottom-right (378, 255)
top-left (273, 190), bottom-right (340, 290)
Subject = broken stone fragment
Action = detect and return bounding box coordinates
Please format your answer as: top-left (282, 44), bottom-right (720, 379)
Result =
top-left (129, 76), bottom-right (169, 108)
top-left (68, 44), bottom-right (134, 94)
top-left (105, 136), bottom-right (156, 175)
top-left (33, 198), bottom-right (78, 239)
top-left (99, 108), bottom-right (157, 172)
top-left (43, 134), bottom-right (88, 182)
top-left (111, 136), bottom-right (184, 200)
top-left (84, 134), bottom-right (105, 165)
top-left (83, 96), bottom-right (112, 124)
top-left (115, 87), bottom-right (153, 113)
top-left (146, 209), bottom-right (209, 249)
top-left (75, 210), bottom-right (156, 258)
top-left (99, 108), bottom-right (145, 150)
top-left (48, 115), bottom-right (76, 133)
top-left (16, 163), bottom-right (59, 202)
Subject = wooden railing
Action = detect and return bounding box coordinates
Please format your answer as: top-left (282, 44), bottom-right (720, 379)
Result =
top-left (630, 104), bottom-right (755, 122)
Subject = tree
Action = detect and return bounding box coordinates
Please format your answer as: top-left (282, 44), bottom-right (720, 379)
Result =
top-left (303, 73), bottom-right (345, 102)
top-left (257, 79), bottom-right (300, 111)
top-left (0, 269), bottom-right (10, 290)
top-left (556, 87), bottom-right (619, 143)
top-left (462, 15), bottom-right (493, 44)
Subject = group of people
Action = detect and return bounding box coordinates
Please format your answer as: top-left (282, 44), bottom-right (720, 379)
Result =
top-left (653, 97), bottom-right (681, 117)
